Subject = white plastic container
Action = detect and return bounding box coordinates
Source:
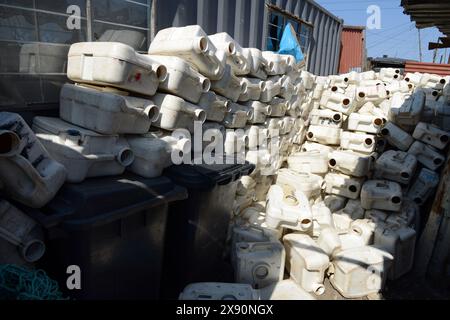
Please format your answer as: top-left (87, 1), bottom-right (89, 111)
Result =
top-left (208, 32), bottom-right (250, 76)
top-left (286, 95), bottom-right (302, 117)
top-left (260, 78), bottom-right (281, 103)
top-left (374, 224), bottom-right (416, 280)
top-left (320, 90), bottom-right (356, 115)
top-left (238, 77), bottom-right (264, 102)
top-left (243, 101), bottom-right (271, 124)
top-left (336, 199), bottom-right (366, 222)
top-left (306, 125), bottom-right (341, 145)
top-left (33, 117), bottom-right (134, 183)
top-left (236, 176), bottom-right (256, 197)
top-left (224, 131), bottom-right (247, 155)
top-left (434, 99), bottom-right (450, 131)
top-left (389, 91), bottom-right (425, 126)
top-left (268, 97), bottom-right (288, 118)
top-left (380, 122), bottom-right (414, 151)
top-left (254, 175), bottom-right (275, 202)
top-left (152, 93), bottom-right (206, 132)
top-left (374, 150), bottom-right (417, 185)
top-left (309, 109), bottom-right (343, 128)
top-left (404, 72), bottom-right (422, 86)
top-left (149, 25), bottom-right (224, 80)
top-left (223, 103), bottom-right (251, 129)
top-left (420, 73), bottom-right (447, 89)
top-left (328, 149), bottom-right (372, 178)
top-left (317, 227), bottom-right (342, 257)
top-left (244, 48), bottom-right (268, 80)
top-left (59, 84), bottom-right (159, 135)
top-left (300, 70), bottom-right (315, 90)
top-left (197, 92), bottom-right (230, 123)
top-left (300, 141), bottom-right (334, 156)
top-left (234, 241), bottom-right (285, 288)
top-left (179, 282), bottom-right (258, 300)
top-left (265, 185), bottom-right (313, 232)
top-left (408, 141), bottom-right (445, 171)
top-left (324, 173), bottom-right (363, 200)
top-left (385, 80), bottom-right (413, 94)
top-left (97, 29), bottom-right (146, 49)
top-left (356, 85), bottom-right (388, 104)
top-left (67, 42), bottom-right (167, 95)
top-left (262, 51), bottom-right (292, 75)
top-left (361, 180), bottom-right (403, 212)
top-left (150, 55), bottom-right (210, 103)
top-left (329, 246), bottom-right (393, 298)
top-left (0, 113), bottom-right (66, 208)
top-left (277, 75), bottom-right (295, 100)
top-left (347, 113), bottom-right (383, 134)
top-left (311, 202), bottom-right (335, 238)
top-left (287, 151), bottom-right (329, 175)
top-left (324, 195), bottom-right (348, 213)
top-left (340, 131), bottom-right (376, 153)
top-left (283, 233), bottom-right (330, 295)
top-left (385, 200), bottom-right (420, 232)
top-left (211, 64), bottom-right (246, 102)
top-left (412, 122), bottom-right (449, 150)
top-left (127, 132), bottom-right (190, 178)
top-left (379, 68), bottom-right (401, 82)
top-left (258, 279), bottom-right (315, 300)
top-left (407, 168), bottom-right (440, 205)
top-left (276, 169), bottom-right (325, 200)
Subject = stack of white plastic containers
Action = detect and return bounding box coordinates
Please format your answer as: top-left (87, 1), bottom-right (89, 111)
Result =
top-left (180, 66), bottom-right (450, 300)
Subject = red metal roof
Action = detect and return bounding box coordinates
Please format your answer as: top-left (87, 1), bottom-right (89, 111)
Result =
top-left (339, 26), bottom-right (366, 74)
top-left (405, 61), bottom-right (450, 76)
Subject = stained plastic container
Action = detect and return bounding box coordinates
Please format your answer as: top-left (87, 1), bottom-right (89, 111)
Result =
top-left (328, 149), bottom-right (372, 177)
top-left (381, 122), bottom-right (414, 151)
top-left (179, 282), bottom-right (258, 300)
top-left (373, 150), bottom-right (417, 185)
top-left (412, 122), bottom-right (449, 150)
top-left (407, 168), bottom-right (440, 205)
top-left (340, 131), bottom-right (376, 153)
top-left (408, 141), bottom-right (445, 171)
top-left (324, 173), bottom-right (363, 200)
top-left (360, 180), bottom-right (403, 212)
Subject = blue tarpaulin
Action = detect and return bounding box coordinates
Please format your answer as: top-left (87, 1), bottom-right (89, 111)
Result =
top-left (278, 23), bottom-right (304, 63)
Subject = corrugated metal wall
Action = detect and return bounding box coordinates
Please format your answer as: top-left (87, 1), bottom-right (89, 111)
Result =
top-left (339, 26), bottom-right (365, 74)
top-left (155, 0), bottom-right (343, 76)
top-left (405, 61), bottom-right (450, 76)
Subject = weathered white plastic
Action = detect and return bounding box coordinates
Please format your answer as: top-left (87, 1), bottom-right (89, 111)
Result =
top-left (0, 200), bottom-right (45, 263)
top-left (404, 72), bottom-right (422, 86)
top-left (306, 125), bottom-right (341, 145)
top-left (276, 169), bottom-right (325, 200)
top-left (309, 109), bottom-right (343, 128)
top-left (266, 184), bottom-right (313, 232)
top-left (254, 175), bottom-right (275, 202)
top-left (301, 141), bottom-right (334, 156)
top-left (408, 140), bottom-right (445, 171)
top-left (356, 85), bottom-right (388, 104)
top-left (335, 199), bottom-right (366, 222)
top-left (63, 83), bottom-right (159, 133)
top-left (280, 116), bottom-right (295, 135)
top-left (420, 73), bottom-right (447, 89)
top-left (328, 149), bottom-right (372, 177)
top-left (262, 51), bottom-right (293, 75)
top-left (245, 149), bottom-right (279, 176)
top-left (361, 180), bottom-right (403, 212)
top-left (286, 95), bottom-right (302, 117)
top-left (33, 117), bottom-right (134, 183)
top-left (413, 122), bottom-right (449, 150)
top-left (197, 92), bottom-right (230, 122)
top-left (98, 29), bottom-right (146, 49)
top-left (287, 151), bottom-right (329, 175)
top-left (268, 97), bottom-right (288, 118)
top-left (434, 99), bottom-right (450, 131)
top-left (208, 32), bottom-right (250, 75)
top-left (389, 91), bottom-right (425, 126)
top-left (385, 80), bottom-right (413, 94)
top-left (332, 214), bottom-right (355, 233)
top-left (320, 90), bottom-right (356, 115)
top-left (179, 282), bottom-right (258, 300)
top-left (234, 241), bottom-right (285, 288)
top-left (149, 25), bottom-right (224, 80)
top-left (224, 130), bottom-right (247, 155)
top-left (150, 55), bottom-right (210, 103)
top-left (384, 200), bottom-right (420, 232)
top-left (19, 43), bottom-right (69, 74)
top-left (329, 246), bottom-right (393, 298)
top-left (238, 77), bottom-right (264, 101)
top-left (244, 48), bottom-right (268, 80)
top-left (0, 113), bottom-right (66, 208)
top-left (301, 71), bottom-right (315, 90)
top-left (211, 64), bottom-right (246, 102)
top-left (374, 224), bottom-right (416, 280)
top-left (283, 233), bottom-right (330, 295)
top-left (277, 75), bottom-right (295, 100)
top-left (223, 102), bottom-right (251, 129)
top-left (324, 195), bottom-right (347, 213)
top-left (311, 202), bottom-right (335, 238)
top-left (260, 78), bottom-right (281, 103)
top-left (380, 122), bottom-right (414, 151)
top-left (407, 168), bottom-right (440, 205)
top-left (239, 207), bottom-right (283, 240)
top-left (317, 227), bottom-right (342, 257)
top-left (329, 75), bottom-right (350, 89)
top-left (67, 42), bottom-right (167, 95)
top-left (340, 131), bottom-right (376, 153)
top-left (324, 173), bottom-right (363, 200)
top-left (347, 113), bottom-right (383, 134)
top-left (152, 93), bottom-right (206, 132)
top-left (379, 68), bottom-right (402, 82)
top-left (127, 132), bottom-right (190, 178)
top-left (236, 176), bottom-right (256, 197)
top-left (242, 101), bottom-right (270, 124)
top-left (373, 150), bottom-right (417, 185)
top-left (258, 279), bottom-right (315, 300)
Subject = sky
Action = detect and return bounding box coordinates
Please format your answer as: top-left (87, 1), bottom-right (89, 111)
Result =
top-left (314, 0), bottom-right (448, 63)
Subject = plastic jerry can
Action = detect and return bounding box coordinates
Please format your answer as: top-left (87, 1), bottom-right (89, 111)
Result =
top-left (67, 42), bottom-right (167, 96)
top-left (420, 73), bottom-right (447, 89)
top-left (385, 200), bottom-right (420, 233)
top-left (286, 95), bottom-right (301, 117)
top-left (317, 227), bottom-right (342, 257)
top-left (197, 92), bottom-right (230, 123)
top-left (238, 77), bottom-right (264, 102)
top-left (242, 101), bottom-right (271, 124)
top-left (374, 224), bottom-right (416, 280)
top-left (19, 43), bottom-right (69, 73)
top-left (260, 78), bottom-right (281, 103)
top-left (178, 282), bottom-right (258, 300)
top-left (245, 125), bottom-right (266, 150)
top-left (347, 113), bottom-right (383, 134)
top-left (224, 131), bottom-right (247, 155)
top-left (389, 91), bottom-right (425, 126)
top-left (276, 169), bottom-right (325, 200)
top-left (268, 97), bottom-right (288, 118)
top-left (277, 75), bottom-right (295, 100)
top-left (404, 72), bottom-right (422, 86)
top-left (150, 55), bottom-right (210, 103)
top-left (328, 149), bottom-right (372, 177)
top-left (356, 85), bottom-right (388, 104)
top-left (311, 202), bottom-right (335, 238)
top-left (324, 173), bottom-right (363, 200)
top-left (283, 233), bottom-right (330, 295)
top-left (329, 75), bottom-right (349, 89)
top-left (236, 175), bottom-right (256, 197)
top-left (320, 90), bottom-right (356, 115)
top-left (380, 122), bottom-right (414, 151)
top-left (309, 109), bottom-right (343, 128)
top-left (234, 241), bottom-right (285, 288)
top-left (59, 84), bottom-right (159, 135)
top-left (385, 80), bottom-right (413, 94)
top-left (0, 200), bottom-right (45, 264)
top-left (408, 141), bottom-right (445, 171)
top-left (433, 99), bottom-right (450, 131)
top-left (254, 175), bottom-right (274, 202)
top-left (306, 125), bottom-right (341, 145)
top-left (151, 93), bottom-right (206, 132)
top-left (374, 150), bottom-right (417, 185)
top-left (301, 141), bottom-right (334, 156)
top-left (379, 68), bottom-right (402, 82)
top-left (258, 279), bottom-right (315, 300)
top-left (340, 131), bottom-right (376, 153)
top-left (337, 199), bottom-right (366, 222)
top-left (244, 48), bottom-right (268, 80)
top-left (210, 65), bottom-right (245, 102)
top-left (208, 32), bottom-right (250, 76)
top-left (324, 195), bottom-right (348, 213)
top-left (97, 29), bottom-right (146, 50)
top-left (280, 116), bottom-right (295, 135)
top-left (287, 151), bottom-right (329, 175)
top-left (300, 71), bottom-right (315, 90)
top-left (360, 180), bottom-right (403, 212)
top-left (262, 51), bottom-right (292, 75)
top-left (329, 246), bottom-right (393, 298)
top-left (149, 25), bottom-right (224, 80)
top-left (412, 122), bottom-right (449, 150)
top-left (265, 184), bottom-right (313, 232)
top-left (407, 168), bottom-right (440, 205)
top-left (127, 132), bottom-right (190, 178)
top-left (222, 103), bottom-right (251, 129)
top-left (32, 117), bottom-right (134, 183)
